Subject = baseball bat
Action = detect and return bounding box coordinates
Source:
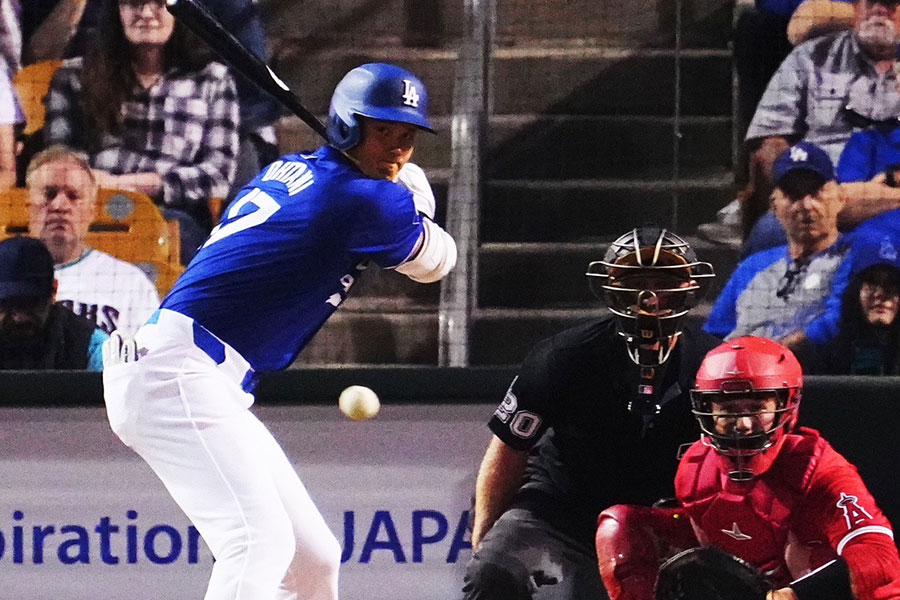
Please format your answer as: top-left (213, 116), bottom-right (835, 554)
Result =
top-left (165, 0), bottom-right (328, 141)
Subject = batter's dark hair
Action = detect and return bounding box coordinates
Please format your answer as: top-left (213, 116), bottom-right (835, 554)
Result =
top-left (80, 0), bottom-right (214, 140)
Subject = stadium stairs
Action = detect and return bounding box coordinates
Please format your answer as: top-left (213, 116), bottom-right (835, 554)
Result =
top-left (260, 0), bottom-right (740, 366)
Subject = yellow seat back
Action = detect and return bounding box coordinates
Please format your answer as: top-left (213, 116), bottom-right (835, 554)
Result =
top-left (13, 60), bottom-right (63, 136)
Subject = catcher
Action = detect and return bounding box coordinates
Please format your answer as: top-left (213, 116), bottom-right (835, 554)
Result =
top-left (596, 336), bottom-right (900, 600)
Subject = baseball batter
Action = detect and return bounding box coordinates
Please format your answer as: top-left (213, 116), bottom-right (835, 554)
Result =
top-left (596, 337), bottom-right (900, 600)
top-left (101, 63), bottom-right (456, 600)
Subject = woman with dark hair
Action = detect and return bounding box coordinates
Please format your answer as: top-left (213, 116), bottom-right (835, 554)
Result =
top-left (817, 256), bottom-right (900, 375)
top-left (43, 0), bottom-right (240, 264)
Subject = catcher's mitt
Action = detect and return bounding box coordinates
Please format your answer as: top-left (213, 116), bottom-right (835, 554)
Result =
top-left (655, 546), bottom-right (773, 600)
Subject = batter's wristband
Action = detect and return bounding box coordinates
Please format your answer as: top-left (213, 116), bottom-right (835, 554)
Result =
top-left (791, 557), bottom-right (852, 600)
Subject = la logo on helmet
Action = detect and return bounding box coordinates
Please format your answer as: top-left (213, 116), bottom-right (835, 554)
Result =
top-left (402, 80), bottom-right (420, 107)
top-left (789, 146), bottom-right (808, 162)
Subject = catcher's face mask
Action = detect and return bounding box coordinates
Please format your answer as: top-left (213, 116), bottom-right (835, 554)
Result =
top-left (587, 228), bottom-right (714, 367)
top-left (692, 390), bottom-right (797, 481)
top-left (691, 337), bottom-right (802, 481)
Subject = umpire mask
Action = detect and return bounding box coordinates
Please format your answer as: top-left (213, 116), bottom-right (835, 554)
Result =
top-left (587, 228), bottom-right (714, 368)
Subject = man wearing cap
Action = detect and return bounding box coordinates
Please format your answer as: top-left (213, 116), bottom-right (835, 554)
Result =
top-left (737, 0), bottom-right (900, 243)
top-left (705, 141), bottom-right (851, 362)
top-left (0, 236), bottom-right (107, 370)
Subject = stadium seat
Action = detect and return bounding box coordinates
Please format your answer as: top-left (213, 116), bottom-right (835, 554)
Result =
top-left (0, 187), bottom-right (184, 296)
top-left (13, 60), bottom-right (62, 137)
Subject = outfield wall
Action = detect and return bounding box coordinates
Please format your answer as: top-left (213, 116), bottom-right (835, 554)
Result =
top-left (0, 371), bottom-right (896, 599)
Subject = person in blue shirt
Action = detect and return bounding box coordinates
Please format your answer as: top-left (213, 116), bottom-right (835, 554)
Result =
top-left (705, 141), bottom-right (851, 366)
top-left (101, 62), bottom-right (456, 600)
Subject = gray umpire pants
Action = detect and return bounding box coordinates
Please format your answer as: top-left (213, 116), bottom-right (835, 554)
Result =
top-left (461, 508), bottom-right (610, 600)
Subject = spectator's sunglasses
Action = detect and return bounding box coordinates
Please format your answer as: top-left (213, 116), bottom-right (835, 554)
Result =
top-left (842, 105), bottom-right (900, 133)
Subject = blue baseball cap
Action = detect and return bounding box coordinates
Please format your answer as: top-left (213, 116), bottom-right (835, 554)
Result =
top-left (773, 141), bottom-right (835, 186)
top-left (0, 237), bottom-right (55, 300)
top-left (852, 233), bottom-right (900, 275)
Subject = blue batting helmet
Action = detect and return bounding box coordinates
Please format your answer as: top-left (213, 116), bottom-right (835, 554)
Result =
top-left (327, 63), bottom-right (434, 151)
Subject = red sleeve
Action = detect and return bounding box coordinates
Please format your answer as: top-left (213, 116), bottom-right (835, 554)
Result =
top-left (796, 446), bottom-right (900, 600)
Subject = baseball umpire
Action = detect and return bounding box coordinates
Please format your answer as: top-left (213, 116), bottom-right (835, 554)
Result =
top-left (596, 337), bottom-right (900, 600)
top-left (101, 63), bottom-right (456, 600)
top-left (461, 227), bottom-right (719, 599)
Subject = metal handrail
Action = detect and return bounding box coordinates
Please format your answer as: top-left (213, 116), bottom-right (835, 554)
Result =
top-left (438, 0), bottom-right (495, 366)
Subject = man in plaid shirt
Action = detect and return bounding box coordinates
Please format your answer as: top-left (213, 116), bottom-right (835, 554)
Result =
top-left (43, 0), bottom-right (240, 264)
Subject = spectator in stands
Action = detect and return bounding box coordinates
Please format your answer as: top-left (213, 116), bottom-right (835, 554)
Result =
top-left (21, 0), bottom-right (101, 64)
top-left (0, 0), bottom-right (21, 74)
top-left (0, 236), bottom-right (106, 370)
top-left (23, 0), bottom-right (276, 189)
top-left (737, 0), bottom-right (900, 251)
top-left (837, 121), bottom-right (900, 185)
top-left (43, 0), bottom-right (240, 264)
top-left (787, 0), bottom-right (856, 44)
top-left (705, 142), bottom-right (851, 365)
top-left (0, 0), bottom-right (22, 189)
top-left (27, 145), bottom-right (159, 335)
top-left (202, 0), bottom-right (281, 179)
top-left (702, 0), bottom-right (855, 248)
top-left (816, 236), bottom-right (900, 373)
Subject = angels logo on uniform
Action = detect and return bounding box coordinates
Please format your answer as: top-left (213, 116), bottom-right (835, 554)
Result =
top-left (402, 80), bottom-right (420, 107)
top-left (837, 492), bottom-right (873, 529)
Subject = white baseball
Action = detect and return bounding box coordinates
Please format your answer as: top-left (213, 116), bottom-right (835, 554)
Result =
top-left (338, 385), bottom-right (380, 421)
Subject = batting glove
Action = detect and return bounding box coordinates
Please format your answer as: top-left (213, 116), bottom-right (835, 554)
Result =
top-left (102, 331), bottom-right (140, 366)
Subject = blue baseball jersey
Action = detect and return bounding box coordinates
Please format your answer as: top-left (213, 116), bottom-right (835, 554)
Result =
top-left (161, 146), bottom-right (424, 371)
top-left (837, 127), bottom-right (900, 183)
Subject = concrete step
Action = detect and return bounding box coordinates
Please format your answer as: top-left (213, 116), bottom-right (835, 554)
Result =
top-left (478, 237), bottom-right (740, 309)
top-left (278, 113), bottom-right (733, 179)
top-left (259, 0), bottom-right (732, 49)
top-left (491, 47), bottom-right (732, 116)
top-left (295, 311), bottom-right (439, 365)
top-left (472, 307), bottom-right (605, 365)
top-left (483, 176), bottom-right (735, 241)
top-left (268, 46), bottom-right (732, 120)
top-left (293, 303), bottom-right (720, 367)
top-left (486, 114), bottom-right (732, 179)
top-left (470, 308), bottom-right (714, 365)
top-left (335, 235), bottom-right (740, 310)
top-left (493, 0), bottom-right (732, 48)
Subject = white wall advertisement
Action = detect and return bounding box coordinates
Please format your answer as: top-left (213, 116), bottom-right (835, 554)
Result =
top-left (0, 404), bottom-right (493, 600)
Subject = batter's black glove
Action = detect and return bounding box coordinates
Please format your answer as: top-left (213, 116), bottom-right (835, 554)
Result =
top-left (655, 546), bottom-right (773, 600)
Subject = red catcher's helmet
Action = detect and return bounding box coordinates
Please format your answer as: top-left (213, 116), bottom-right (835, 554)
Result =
top-left (691, 337), bottom-right (802, 481)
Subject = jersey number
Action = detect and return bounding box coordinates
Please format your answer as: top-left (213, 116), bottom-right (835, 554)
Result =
top-left (202, 189), bottom-right (281, 248)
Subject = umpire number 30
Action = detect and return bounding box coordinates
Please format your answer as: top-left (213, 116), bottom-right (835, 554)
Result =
top-left (202, 188), bottom-right (282, 248)
top-left (494, 386), bottom-right (542, 440)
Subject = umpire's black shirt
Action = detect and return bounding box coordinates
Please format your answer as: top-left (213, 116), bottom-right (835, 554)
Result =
top-left (487, 315), bottom-right (720, 550)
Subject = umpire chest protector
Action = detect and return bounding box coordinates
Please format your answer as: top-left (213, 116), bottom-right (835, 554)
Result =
top-left (675, 429), bottom-right (827, 585)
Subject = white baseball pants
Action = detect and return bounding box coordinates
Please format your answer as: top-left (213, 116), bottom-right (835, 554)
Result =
top-left (103, 309), bottom-right (341, 600)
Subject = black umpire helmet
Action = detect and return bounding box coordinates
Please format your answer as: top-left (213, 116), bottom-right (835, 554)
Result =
top-left (586, 227), bottom-right (714, 366)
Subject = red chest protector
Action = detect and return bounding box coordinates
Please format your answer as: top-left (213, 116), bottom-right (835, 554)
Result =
top-left (675, 428), bottom-right (826, 585)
